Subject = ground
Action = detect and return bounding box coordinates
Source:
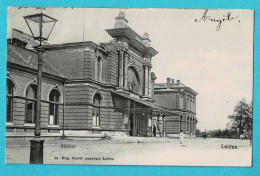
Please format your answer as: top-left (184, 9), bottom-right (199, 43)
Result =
top-left (6, 137), bottom-right (252, 166)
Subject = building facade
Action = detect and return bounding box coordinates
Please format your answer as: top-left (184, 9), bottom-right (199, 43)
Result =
top-left (6, 11), bottom-right (198, 138)
top-left (154, 78), bottom-right (198, 137)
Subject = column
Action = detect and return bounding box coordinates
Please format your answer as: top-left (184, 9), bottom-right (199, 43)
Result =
top-left (144, 65), bottom-right (149, 96)
top-left (123, 52), bottom-right (128, 89)
top-left (95, 57), bottom-right (98, 80)
top-left (148, 67), bottom-right (151, 97)
top-left (118, 50), bottom-right (124, 87)
top-left (190, 118), bottom-right (192, 135)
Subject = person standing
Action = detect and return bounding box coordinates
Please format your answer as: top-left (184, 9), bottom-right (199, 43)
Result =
top-left (153, 125), bottom-right (156, 137)
top-left (180, 130), bottom-right (184, 144)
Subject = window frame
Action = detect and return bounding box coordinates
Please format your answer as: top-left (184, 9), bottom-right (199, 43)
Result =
top-left (92, 93), bottom-right (102, 127)
top-left (48, 89), bottom-right (61, 126)
top-left (6, 79), bottom-right (15, 123)
top-left (25, 84), bottom-right (37, 124)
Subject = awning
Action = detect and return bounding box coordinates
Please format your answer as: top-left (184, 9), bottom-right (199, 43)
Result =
top-left (111, 90), bottom-right (178, 116)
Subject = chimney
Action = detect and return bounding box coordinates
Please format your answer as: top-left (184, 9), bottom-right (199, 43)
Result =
top-left (171, 79), bottom-right (174, 85)
top-left (167, 77), bottom-right (171, 89)
top-left (177, 80), bottom-right (180, 85)
top-left (114, 11), bottom-right (129, 29)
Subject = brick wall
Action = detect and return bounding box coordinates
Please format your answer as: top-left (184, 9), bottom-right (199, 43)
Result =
top-left (154, 92), bottom-right (177, 110)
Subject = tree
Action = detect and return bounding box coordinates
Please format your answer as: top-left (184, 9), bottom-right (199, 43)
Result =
top-left (227, 98), bottom-right (253, 138)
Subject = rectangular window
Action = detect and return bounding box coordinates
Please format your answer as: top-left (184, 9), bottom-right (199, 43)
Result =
top-left (180, 96), bottom-right (184, 109)
top-left (93, 114), bottom-right (97, 126)
top-left (92, 110), bottom-right (100, 127)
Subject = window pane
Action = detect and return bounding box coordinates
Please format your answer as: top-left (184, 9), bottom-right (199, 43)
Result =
top-left (49, 90), bottom-right (60, 125)
top-left (26, 101), bottom-right (32, 123)
top-left (54, 105), bottom-right (59, 125)
top-left (96, 115), bottom-right (100, 127)
top-left (26, 85), bottom-right (37, 99)
top-left (49, 90), bottom-right (60, 102)
top-left (93, 114), bottom-right (96, 126)
top-left (93, 94), bottom-right (101, 127)
top-left (50, 103), bottom-right (54, 115)
top-left (6, 79), bottom-right (15, 122)
top-left (25, 100), bottom-right (35, 123)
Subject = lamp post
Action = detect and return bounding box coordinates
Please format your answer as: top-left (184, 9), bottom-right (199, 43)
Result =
top-left (24, 12), bottom-right (57, 164)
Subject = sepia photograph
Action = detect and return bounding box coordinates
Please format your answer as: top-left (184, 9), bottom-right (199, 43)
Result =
top-left (5, 7), bottom-right (253, 166)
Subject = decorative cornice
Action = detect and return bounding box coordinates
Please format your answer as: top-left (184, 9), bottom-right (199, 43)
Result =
top-left (106, 28), bottom-right (158, 57)
top-left (115, 41), bottom-right (128, 51)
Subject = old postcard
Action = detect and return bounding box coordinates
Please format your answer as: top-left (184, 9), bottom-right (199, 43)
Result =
top-left (6, 7), bottom-right (253, 166)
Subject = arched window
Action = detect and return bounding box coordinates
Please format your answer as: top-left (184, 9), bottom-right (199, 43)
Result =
top-left (127, 67), bottom-right (141, 94)
top-left (6, 79), bottom-right (15, 122)
top-left (25, 84), bottom-right (37, 123)
top-left (93, 93), bottom-right (102, 127)
top-left (49, 89), bottom-right (60, 125)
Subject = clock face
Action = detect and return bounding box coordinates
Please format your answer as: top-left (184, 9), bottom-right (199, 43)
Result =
top-left (119, 11), bottom-right (125, 18)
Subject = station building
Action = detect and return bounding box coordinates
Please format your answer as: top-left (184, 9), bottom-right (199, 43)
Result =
top-left (154, 78), bottom-right (198, 137)
top-left (6, 12), bottom-right (197, 138)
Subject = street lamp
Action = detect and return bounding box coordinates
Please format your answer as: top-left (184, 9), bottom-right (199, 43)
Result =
top-left (24, 12), bottom-right (57, 164)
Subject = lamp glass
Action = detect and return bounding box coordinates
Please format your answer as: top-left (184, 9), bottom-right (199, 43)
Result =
top-left (24, 13), bottom-right (57, 41)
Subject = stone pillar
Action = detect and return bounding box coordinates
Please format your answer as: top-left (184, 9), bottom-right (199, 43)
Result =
top-left (148, 67), bottom-right (151, 97)
top-left (124, 52), bottom-right (128, 89)
top-left (117, 50), bottom-right (124, 87)
top-left (95, 57), bottom-right (98, 80)
top-left (189, 118), bottom-right (192, 134)
top-left (144, 65), bottom-right (149, 96)
top-left (120, 50), bottom-right (124, 87)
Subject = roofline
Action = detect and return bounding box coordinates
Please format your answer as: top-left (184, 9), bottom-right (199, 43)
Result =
top-left (7, 43), bottom-right (66, 79)
top-left (41, 41), bottom-right (98, 51)
top-left (7, 62), bottom-right (67, 82)
top-left (106, 27), bottom-right (158, 57)
top-left (154, 86), bottom-right (198, 96)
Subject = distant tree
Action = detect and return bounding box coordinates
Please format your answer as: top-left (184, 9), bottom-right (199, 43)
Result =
top-left (222, 129), bottom-right (230, 138)
top-left (227, 98), bottom-right (253, 137)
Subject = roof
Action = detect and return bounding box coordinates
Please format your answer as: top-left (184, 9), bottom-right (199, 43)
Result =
top-left (7, 43), bottom-right (65, 79)
top-left (42, 41), bottom-right (100, 80)
top-left (154, 82), bottom-right (198, 95)
top-left (44, 49), bottom-right (84, 79)
top-left (154, 82), bottom-right (187, 89)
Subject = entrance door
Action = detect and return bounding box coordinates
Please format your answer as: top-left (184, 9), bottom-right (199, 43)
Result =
top-left (129, 113), bottom-right (134, 136)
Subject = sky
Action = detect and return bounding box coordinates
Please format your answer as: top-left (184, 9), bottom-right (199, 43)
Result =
top-left (7, 7), bottom-right (254, 131)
